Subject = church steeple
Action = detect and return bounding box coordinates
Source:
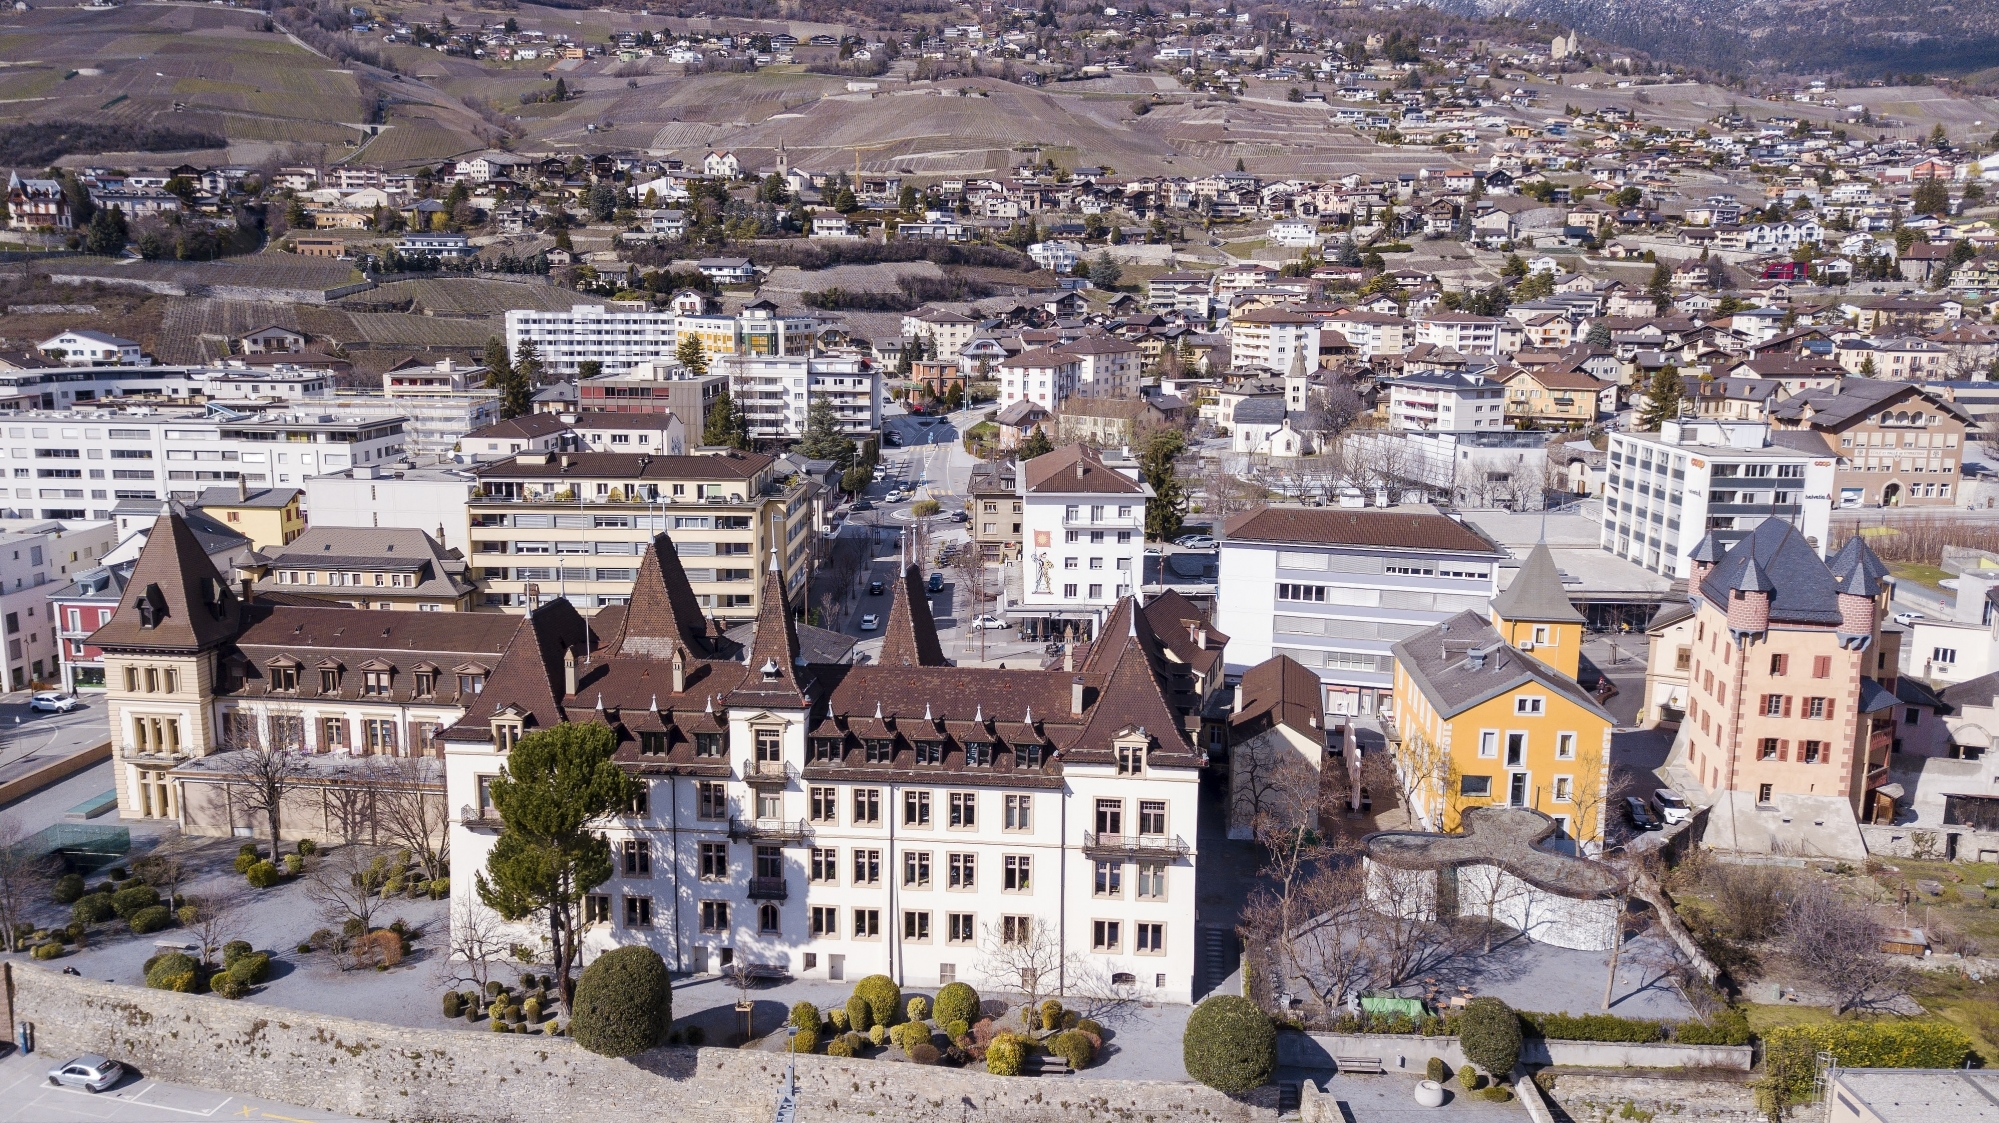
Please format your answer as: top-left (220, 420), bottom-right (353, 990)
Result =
top-left (1489, 542), bottom-right (1586, 678)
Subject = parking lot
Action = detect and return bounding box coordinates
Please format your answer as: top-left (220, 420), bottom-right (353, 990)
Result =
top-left (0, 1050), bottom-right (369, 1122)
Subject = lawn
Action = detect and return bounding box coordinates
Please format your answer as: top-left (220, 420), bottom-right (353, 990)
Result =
top-left (1888, 562), bottom-right (1951, 591)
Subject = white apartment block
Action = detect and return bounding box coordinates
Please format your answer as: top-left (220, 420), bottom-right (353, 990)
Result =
top-left (902, 309), bottom-right (980, 359)
top-left (1325, 311), bottom-right (1413, 360)
top-left (1010, 444), bottom-right (1149, 642)
top-left (1387, 370), bottom-right (1511, 432)
top-left (1602, 419), bottom-right (1836, 579)
top-left (505, 304), bottom-right (681, 376)
top-left (1215, 504), bottom-right (1503, 717)
top-left (0, 517), bottom-right (115, 690)
top-left (1413, 314), bottom-right (1503, 356)
top-left (724, 353), bottom-right (884, 441)
top-left (304, 465), bottom-right (479, 556)
top-left (997, 347), bottom-right (1082, 412)
top-left (1229, 309), bottom-right (1322, 372)
top-left (0, 410), bottom-right (406, 521)
top-left (1059, 336), bottom-right (1143, 399)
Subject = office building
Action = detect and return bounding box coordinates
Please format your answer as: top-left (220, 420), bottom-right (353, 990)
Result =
top-left (1010, 444), bottom-right (1149, 642)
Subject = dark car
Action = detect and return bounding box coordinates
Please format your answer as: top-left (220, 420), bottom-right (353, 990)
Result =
top-left (1624, 796), bottom-right (1661, 832)
top-left (927, 572), bottom-right (944, 593)
top-left (868, 581), bottom-right (886, 596)
top-left (851, 499), bottom-right (874, 511)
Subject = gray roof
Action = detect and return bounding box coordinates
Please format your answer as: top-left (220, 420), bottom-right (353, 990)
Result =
top-left (1230, 396), bottom-right (1291, 425)
top-left (1697, 518), bottom-right (1846, 626)
top-left (1490, 542), bottom-right (1586, 625)
top-left (259, 526), bottom-right (471, 601)
top-left (1391, 608), bottom-right (1612, 722)
top-left (1768, 377), bottom-right (1974, 429)
top-left (194, 486), bottom-right (300, 510)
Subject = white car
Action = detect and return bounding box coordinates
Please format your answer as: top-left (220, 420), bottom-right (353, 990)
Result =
top-left (1651, 788), bottom-right (1692, 826)
top-left (28, 691), bottom-right (79, 713)
top-left (884, 489), bottom-right (905, 503)
top-left (968, 614), bottom-right (1006, 630)
top-left (47, 1055), bottom-right (122, 1093)
top-left (1176, 535), bottom-right (1218, 550)
top-left (1891, 611), bottom-right (1923, 627)
top-left (859, 614), bottom-right (879, 631)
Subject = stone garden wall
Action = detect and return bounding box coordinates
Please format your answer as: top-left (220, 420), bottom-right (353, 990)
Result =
top-left (5, 965), bottom-right (1275, 1123)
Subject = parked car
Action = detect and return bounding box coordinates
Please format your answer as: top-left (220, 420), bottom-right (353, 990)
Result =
top-left (1892, 611), bottom-right (1923, 627)
top-left (1176, 534), bottom-right (1217, 550)
top-left (1624, 796), bottom-right (1661, 832)
top-left (868, 581), bottom-right (886, 596)
top-left (950, 509), bottom-right (968, 523)
top-left (1652, 788), bottom-right (1692, 825)
top-left (28, 691), bottom-right (79, 713)
top-left (927, 572), bottom-right (945, 593)
top-left (48, 1055), bottom-right (122, 1093)
top-left (851, 499), bottom-right (874, 512)
top-left (884, 489), bottom-right (906, 503)
top-left (859, 614), bottom-right (879, 631)
top-left (968, 614), bottom-right (1006, 630)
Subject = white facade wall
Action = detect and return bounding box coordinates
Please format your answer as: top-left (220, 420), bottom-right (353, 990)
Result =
top-left (0, 519), bottom-right (115, 690)
top-left (1413, 317), bottom-right (1500, 355)
top-left (1388, 382), bottom-right (1507, 431)
top-left (303, 469), bottom-right (479, 556)
top-left (725, 355), bottom-right (883, 441)
top-left (997, 358), bottom-right (1081, 412)
top-left (1016, 490), bottom-right (1144, 623)
top-left (1229, 319), bottom-right (1318, 372)
top-left (1602, 426), bottom-right (1834, 579)
top-left (505, 306), bottom-right (681, 376)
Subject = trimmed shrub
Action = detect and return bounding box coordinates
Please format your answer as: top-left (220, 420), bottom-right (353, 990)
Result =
top-left (1050, 1030), bottom-right (1095, 1070)
top-left (211, 973), bottom-right (249, 999)
top-left (908, 1043), bottom-right (941, 1065)
top-left (283, 854), bottom-right (304, 876)
top-left (443, 992), bottom-right (462, 1018)
top-left (844, 995), bottom-right (874, 1033)
top-left (245, 860), bottom-right (280, 889)
top-left (854, 974), bottom-right (902, 1027)
top-left (1524, 1010), bottom-right (1665, 1043)
top-left (787, 1027), bottom-right (819, 1053)
top-left (227, 952), bottom-right (270, 986)
top-left (868, 1024), bottom-right (886, 1047)
top-left (523, 996), bottom-right (542, 1023)
top-left (146, 951), bottom-right (199, 992)
top-left (491, 1018), bottom-right (511, 1033)
top-left (177, 905), bottom-right (199, 927)
top-left (827, 1033), bottom-right (858, 1058)
top-left (570, 946), bottom-right (674, 1058)
top-left (945, 1019), bottom-right (971, 1041)
top-left (1427, 1057), bottom-right (1449, 1083)
top-left (896, 1021), bottom-right (932, 1053)
top-left (296, 838), bottom-right (318, 856)
top-left (1478, 1084), bottom-right (1514, 1102)
top-left (829, 1006), bottom-right (850, 1032)
top-left (110, 884), bottom-right (160, 920)
top-left (1077, 1018), bottom-right (1104, 1038)
top-left (789, 1001), bottom-right (821, 1032)
top-left (1762, 1021), bottom-right (1974, 1103)
top-left (30, 942), bottom-right (62, 960)
top-left (71, 895), bottom-right (113, 926)
top-left (986, 1033), bottom-right (1028, 1075)
top-left (907, 995), bottom-right (930, 1022)
top-left (52, 874), bottom-right (86, 904)
top-left (1676, 1009), bottom-right (1754, 1046)
top-left (1183, 994), bottom-right (1277, 1095)
top-left (1459, 998), bottom-right (1523, 1079)
top-left (1458, 1064), bottom-right (1478, 1089)
top-left (486, 979), bottom-right (505, 997)
top-left (934, 981), bottom-right (981, 1027)
top-left (129, 905), bottom-right (172, 934)
top-left (222, 940), bottom-right (254, 967)
top-left (233, 849), bottom-right (259, 874)
top-left (1039, 998), bottom-right (1064, 1031)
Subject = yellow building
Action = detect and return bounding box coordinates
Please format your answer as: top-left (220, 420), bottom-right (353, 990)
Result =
top-left (1388, 543), bottom-right (1614, 847)
top-left (192, 485), bottom-right (304, 552)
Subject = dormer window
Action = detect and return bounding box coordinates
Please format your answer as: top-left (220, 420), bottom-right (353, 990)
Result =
top-left (963, 741), bottom-right (993, 767)
top-left (913, 740), bottom-right (944, 765)
top-left (493, 719), bottom-right (522, 752)
top-left (458, 673), bottom-right (484, 696)
top-left (694, 732), bottom-right (724, 758)
top-left (640, 731), bottom-right (669, 755)
top-left (414, 671), bottom-right (435, 697)
top-left (1017, 742), bottom-right (1043, 769)
top-left (363, 671), bottom-right (392, 696)
top-left (864, 738), bottom-right (894, 764)
top-left (1116, 743), bottom-right (1146, 775)
top-left (810, 737), bottom-right (842, 762)
top-left (270, 664), bottom-right (298, 692)
top-left (321, 668), bottom-right (341, 693)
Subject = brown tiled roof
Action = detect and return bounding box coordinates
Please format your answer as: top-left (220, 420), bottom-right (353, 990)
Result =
top-left (1223, 505), bottom-right (1502, 555)
top-left (726, 558), bottom-right (806, 708)
top-left (1068, 620), bottom-right (1198, 763)
top-left (1021, 443), bottom-right (1146, 496)
top-left (999, 345), bottom-right (1076, 371)
top-left (606, 535), bottom-right (717, 659)
top-left (1230, 654), bottom-right (1324, 739)
top-left (473, 450), bottom-right (772, 480)
top-left (220, 606), bottom-right (519, 704)
top-left (877, 563), bottom-right (948, 669)
top-left (88, 510), bottom-right (245, 653)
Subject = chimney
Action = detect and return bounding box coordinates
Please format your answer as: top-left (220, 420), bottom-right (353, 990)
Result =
top-left (238, 577), bottom-right (252, 604)
top-left (1071, 675), bottom-right (1086, 716)
top-left (1233, 681), bottom-right (1244, 713)
top-left (1197, 626), bottom-right (1208, 650)
top-left (563, 646), bottom-right (577, 697)
top-left (1075, 457), bottom-right (1085, 480)
top-left (1062, 642), bottom-right (1074, 673)
top-left (671, 646), bottom-right (686, 694)
top-left (236, 475), bottom-right (248, 501)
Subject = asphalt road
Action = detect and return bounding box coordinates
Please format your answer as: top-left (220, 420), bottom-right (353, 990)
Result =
top-left (0, 695), bottom-right (110, 784)
top-left (0, 1051), bottom-right (370, 1123)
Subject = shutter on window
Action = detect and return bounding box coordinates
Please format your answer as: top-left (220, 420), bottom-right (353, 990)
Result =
top-left (340, 718), bottom-right (353, 749)
top-left (1779, 740), bottom-right (1790, 761)
top-left (1825, 699), bottom-right (1835, 719)
top-left (1782, 695), bottom-right (1793, 718)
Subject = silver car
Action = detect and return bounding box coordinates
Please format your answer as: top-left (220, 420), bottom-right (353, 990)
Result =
top-left (48, 1054), bottom-right (122, 1092)
top-left (1652, 788), bottom-right (1693, 825)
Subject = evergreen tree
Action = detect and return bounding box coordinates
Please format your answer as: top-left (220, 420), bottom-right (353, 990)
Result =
top-left (702, 389), bottom-right (748, 449)
top-left (1139, 429), bottom-right (1187, 542)
top-left (578, 361), bottom-right (603, 380)
top-left (1913, 177), bottom-right (1950, 217)
top-left (1637, 364), bottom-right (1684, 431)
top-left (83, 206), bottom-right (127, 255)
top-left (1646, 261), bottom-right (1672, 314)
top-left (676, 336), bottom-right (709, 378)
top-left (1088, 251), bottom-right (1122, 289)
top-left (797, 394), bottom-right (856, 467)
top-left (1018, 426), bottom-right (1055, 459)
top-left (1585, 321), bottom-right (1612, 348)
top-left (501, 340), bottom-right (542, 419)
top-left (482, 336), bottom-right (511, 388)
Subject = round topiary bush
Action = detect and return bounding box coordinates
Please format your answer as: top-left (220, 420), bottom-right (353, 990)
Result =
top-left (787, 1027), bottom-right (819, 1053)
top-left (233, 848), bottom-right (259, 874)
top-left (30, 942), bottom-right (62, 960)
top-left (854, 974), bottom-right (902, 1027)
top-left (71, 895), bottom-right (113, 926)
top-left (829, 1006), bottom-right (850, 1032)
top-left (283, 854), bottom-right (303, 876)
top-left (177, 905), bottom-right (199, 927)
top-left (443, 992), bottom-right (462, 1018)
top-left (789, 1000), bottom-right (821, 1032)
top-left (1459, 997), bottom-right (1522, 1080)
top-left (570, 946), bottom-right (674, 1058)
top-left (844, 995), bottom-right (874, 1033)
top-left (908, 1043), bottom-right (941, 1065)
top-left (222, 940), bottom-right (253, 967)
top-left (245, 860), bottom-right (280, 889)
top-left (985, 1034), bottom-right (1028, 1076)
top-left (1039, 999), bottom-right (1064, 1032)
top-left (827, 1033), bottom-right (858, 1058)
top-left (128, 905), bottom-right (172, 934)
top-left (946, 1019), bottom-right (971, 1042)
top-left (227, 952), bottom-right (270, 986)
top-left (146, 951), bottom-right (199, 992)
top-left (907, 995), bottom-right (930, 1022)
top-left (934, 981), bottom-right (981, 1027)
top-left (211, 973), bottom-right (249, 1000)
top-left (1077, 1018), bottom-right (1104, 1038)
top-left (1458, 1064), bottom-right (1478, 1089)
top-left (52, 874), bottom-right (86, 905)
top-left (1050, 1030), bottom-right (1096, 1070)
top-left (296, 838), bottom-right (318, 856)
top-left (1427, 1057), bottom-right (1448, 1083)
top-left (1183, 995), bottom-right (1277, 1095)
top-left (523, 996), bottom-right (542, 1023)
top-left (110, 884), bottom-right (160, 921)
top-left (868, 1023), bottom-right (886, 1047)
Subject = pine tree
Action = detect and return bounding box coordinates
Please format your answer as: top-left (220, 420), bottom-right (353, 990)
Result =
top-left (1018, 426), bottom-right (1055, 459)
top-left (1585, 321), bottom-right (1612, 348)
top-left (676, 336), bottom-right (709, 378)
top-left (797, 394), bottom-right (856, 467)
top-left (1139, 429), bottom-right (1187, 542)
top-left (500, 340), bottom-right (542, 419)
top-left (482, 336), bottom-right (511, 389)
top-left (1646, 261), bottom-right (1672, 314)
top-left (702, 389), bottom-right (748, 449)
top-left (1637, 364), bottom-right (1684, 431)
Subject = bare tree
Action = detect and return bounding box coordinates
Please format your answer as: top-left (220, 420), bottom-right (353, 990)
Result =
top-left (1458, 861), bottom-right (1534, 955)
top-left (1784, 878), bottom-right (1907, 1014)
top-left (181, 895), bottom-right (236, 966)
top-left (1065, 956), bottom-right (1148, 1025)
top-left (974, 916), bottom-right (1081, 1015)
top-left (302, 844), bottom-right (392, 936)
top-left (213, 719), bottom-right (312, 857)
top-left (0, 816), bottom-right (46, 951)
top-left (1566, 740), bottom-right (1614, 855)
top-left (132, 828), bottom-right (198, 906)
top-left (365, 755), bottom-right (450, 883)
top-left (1283, 851), bottom-right (1380, 1017)
top-left (1388, 727), bottom-right (1453, 832)
top-left (1229, 730), bottom-right (1323, 839)
top-left (442, 895), bottom-right (509, 993)
top-left (1365, 860), bottom-right (1468, 988)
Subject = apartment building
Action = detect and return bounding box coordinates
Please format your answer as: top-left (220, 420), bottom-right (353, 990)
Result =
top-left (1057, 335), bottom-right (1143, 399)
top-left (578, 360), bottom-right (730, 433)
top-left (967, 460), bottom-right (1021, 559)
top-left (1217, 504), bottom-right (1504, 717)
top-left (1601, 419), bottom-right (1836, 579)
top-left (1325, 310), bottom-right (1413, 360)
top-left (252, 527), bottom-right (478, 612)
top-left (902, 308), bottom-right (981, 362)
top-left (1011, 444), bottom-right (1149, 642)
top-left (997, 347), bottom-right (1083, 413)
top-left (445, 541), bottom-right (1205, 1000)
top-left (466, 449), bottom-right (809, 618)
top-left (1386, 369), bottom-right (1511, 431)
top-left (1229, 308), bottom-right (1323, 372)
top-left (504, 303), bottom-right (681, 376)
top-left (461, 411), bottom-right (687, 461)
top-left (304, 465), bottom-right (479, 556)
top-left (1767, 378), bottom-right (1971, 509)
top-left (1413, 314), bottom-right (1504, 356)
top-left (723, 353), bottom-right (883, 441)
top-left (190, 484), bottom-right (302, 552)
top-left (0, 410), bottom-right (406, 521)
top-left (1, 517), bottom-right (116, 690)
top-left (677, 301), bottom-right (816, 361)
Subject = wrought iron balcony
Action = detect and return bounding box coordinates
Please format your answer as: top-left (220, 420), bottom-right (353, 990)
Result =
top-left (748, 876), bottom-right (789, 900)
top-left (1081, 832), bottom-right (1191, 859)
top-left (728, 817), bottom-right (810, 844)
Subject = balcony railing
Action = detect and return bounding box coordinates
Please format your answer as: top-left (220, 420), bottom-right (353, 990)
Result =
top-left (1081, 832), bottom-right (1191, 859)
top-left (459, 804), bottom-right (502, 829)
top-left (729, 817), bottom-right (810, 844)
top-left (748, 876), bottom-right (789, 900)
top-left (743, 759), bottom-right (796, 786)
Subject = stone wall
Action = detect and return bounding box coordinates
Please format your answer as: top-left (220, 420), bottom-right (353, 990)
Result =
top-left (1278, 1031), bottom-right (1752, 1073)
top-left (6, 965), bottom-right (1273, 1123)
top-left (1540, 1071), bottom-right (1763, 1123)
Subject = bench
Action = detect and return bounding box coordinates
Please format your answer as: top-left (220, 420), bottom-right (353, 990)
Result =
top-left (1334, 1055), bottom-right (1385, 1075)
top-left (741, 963), bottom-right (789, 982)
top-left (1024, 1054), bottom-right (1072, 1076)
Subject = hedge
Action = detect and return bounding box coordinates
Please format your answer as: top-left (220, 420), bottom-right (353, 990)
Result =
top-left (1762, 1022), bottom-right (1974, 1098)
top-left (934, 981), bottom-right (981, 1026)
top-left (570, 946), bottom-right (674, 1057)
top-left (128, 905), bottom-right (172, 934)
top-left (854, 974), bottom-right (902, 1027)
top-left (71, 895), bottom-right (113, 926)
top-left (789, 1001), bottom-right (821, 1032)
top-left (1523, 1011), bottom-right (1665, 1044)
top-left (145, 951), bottom-right (199, 992)
top-left (1675, 1009), bottom-right (1753, 1046)
top-left (110, 884), bottom-right (160, 920)
top-left (1459, 998), bottom-right (1522, 1078)
top-left (1183, 994), bottom-right (1277, 1094)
